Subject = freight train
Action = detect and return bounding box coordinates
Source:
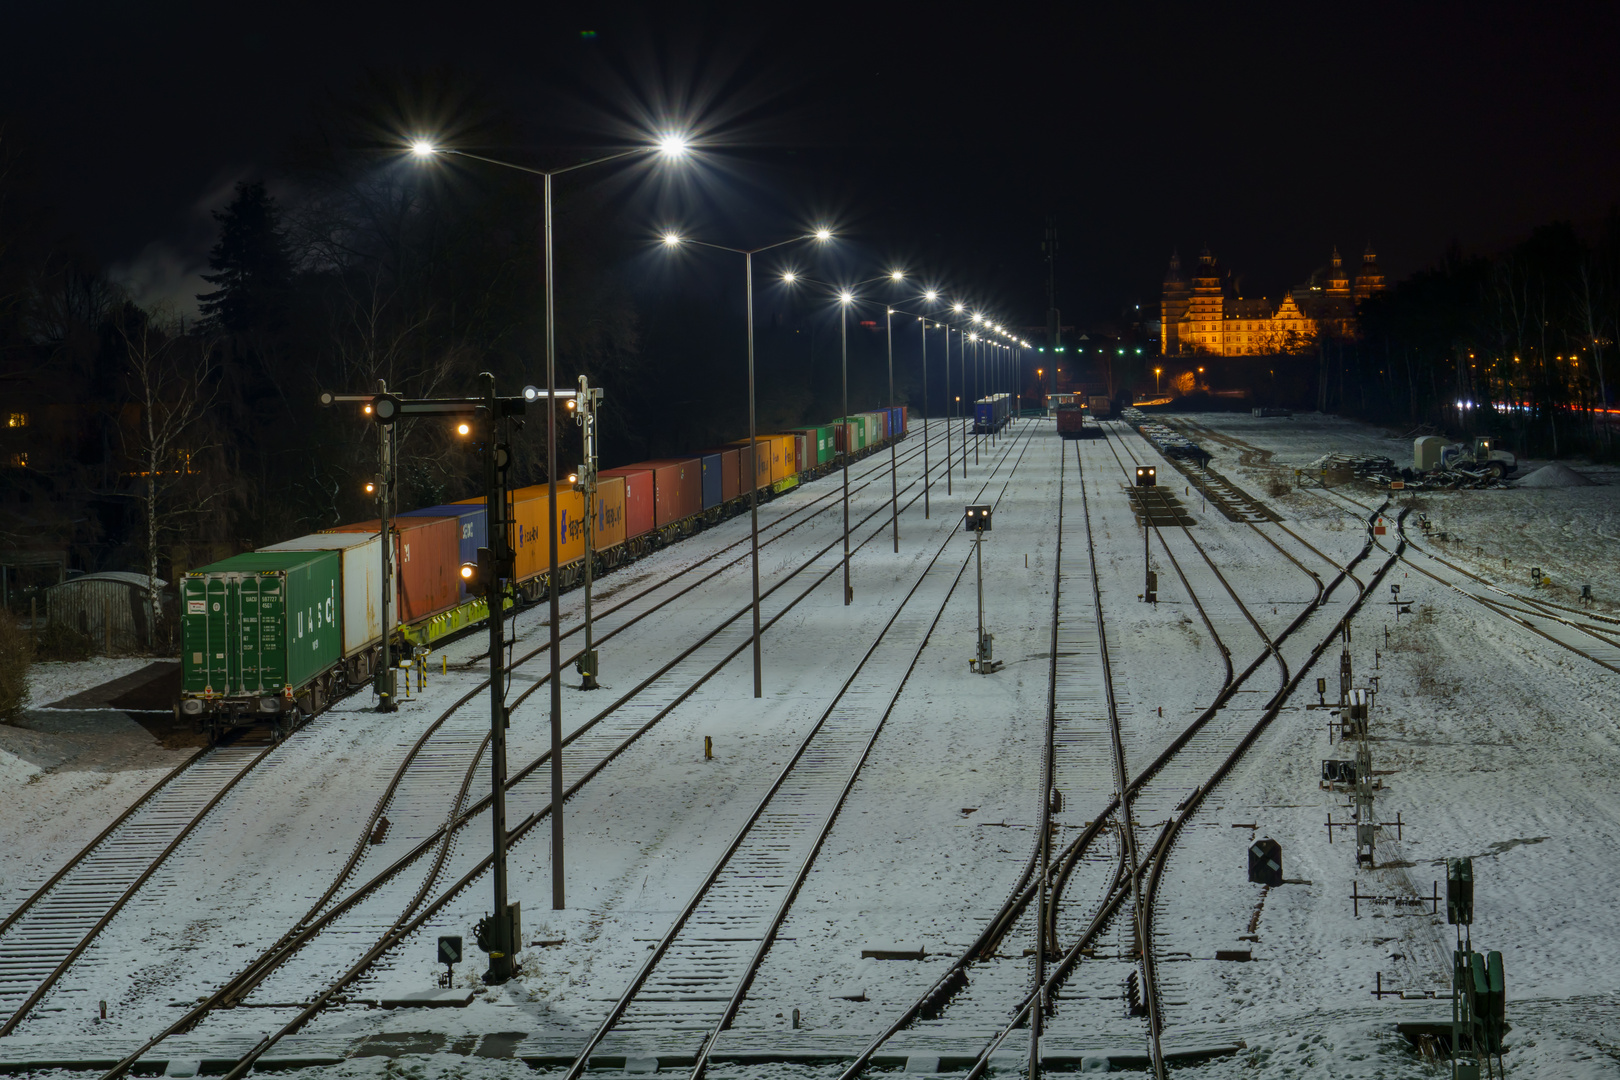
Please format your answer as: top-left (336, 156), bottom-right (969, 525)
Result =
top-left (973, 393), bottom-right (1011, 434)
top-left (177, 406), bottom-right (909, 739)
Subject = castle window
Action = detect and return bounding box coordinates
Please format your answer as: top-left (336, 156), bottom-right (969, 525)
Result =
top-left (6, 413), bottom-right (26, 429)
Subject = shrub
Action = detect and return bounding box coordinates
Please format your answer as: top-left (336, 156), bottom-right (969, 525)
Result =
top-left (0, 611), bottom-right (33, 721)
top-left (36, 621), bottom-right (92, 663)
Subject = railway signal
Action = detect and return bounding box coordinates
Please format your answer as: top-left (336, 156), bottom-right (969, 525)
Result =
top-left (319, 382), bottom-right (400, 712)
top-left (964, 504), bottom-right (1002, 674)
top-left (339, 373), bottom-right (528, 985)
top-left (571, 376), bottom-right (605, 690)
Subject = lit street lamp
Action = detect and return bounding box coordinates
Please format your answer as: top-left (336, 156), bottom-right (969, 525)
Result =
top-left (659, 228), bottom-right (832, 693)
top-left (412, 133), bottom-right (687, 923)
top-left (1155, 366), bottom-right (1163, 394)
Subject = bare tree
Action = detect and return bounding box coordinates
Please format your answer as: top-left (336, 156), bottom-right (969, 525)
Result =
top-left (117, 307), bottom-right (223, 647)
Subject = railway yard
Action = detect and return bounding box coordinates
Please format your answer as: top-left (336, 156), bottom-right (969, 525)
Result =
top-left (3, 412), bottom-right (1618, 1079)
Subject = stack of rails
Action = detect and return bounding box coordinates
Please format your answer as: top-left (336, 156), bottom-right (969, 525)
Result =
top-left (176, 407), bottom-right (908, 737)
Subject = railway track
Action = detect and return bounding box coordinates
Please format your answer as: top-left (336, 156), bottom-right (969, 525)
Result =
top-left (0, 739), bottom-right (277, 1036)
top-left (0, 424), bottom-right (963, 1048)
top-left (837, 423), bottom-right (1394, 1078)
top-left (560, 425), bottom-right (1044, 1079)
top-left (81, 422), bottom-right (1035, 1080)
top-left (1164, 417), bottom-right (1618, 675)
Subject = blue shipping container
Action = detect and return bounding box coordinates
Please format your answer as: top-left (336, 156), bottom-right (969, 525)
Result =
top-left (399, 503), bottom-right (487, 600)
top-left (698, 452), bottom-right (724, 510)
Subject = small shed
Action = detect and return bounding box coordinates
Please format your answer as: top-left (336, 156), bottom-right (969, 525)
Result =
top-left (45, 572), bottom-right (167, 653)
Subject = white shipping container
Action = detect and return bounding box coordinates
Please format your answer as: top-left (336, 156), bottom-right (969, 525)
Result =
top-left (260, 532), bottom-right (392, 656)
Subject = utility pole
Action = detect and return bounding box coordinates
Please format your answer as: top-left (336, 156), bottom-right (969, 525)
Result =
top-left (1043, 217), bottom-right (1061, 351)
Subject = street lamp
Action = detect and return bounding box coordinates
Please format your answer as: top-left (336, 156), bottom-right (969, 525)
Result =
top-left (658, 228), bottom-right (833, 694)
top-left (411, 132), bottom-right (688, 919)
top-left (1155, 366), bottom-right (1163, 394)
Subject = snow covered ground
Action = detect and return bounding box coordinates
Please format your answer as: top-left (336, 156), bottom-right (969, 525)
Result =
top-left (3, 413), bottom-right (1618, 1078)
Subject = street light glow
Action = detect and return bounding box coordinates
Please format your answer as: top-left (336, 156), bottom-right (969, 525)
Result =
top-left (656, 133), bottom-right (690, 157)
top-left (782, 271), bottom-right (797, 283)
top-left (456, 422), bottom-right (471, 436)
top-left (838, 291), bottom-right (854, 304)
top-left (410, 140), bottom-right (436, 157)
top-left (814, 228), bottom-right (833, 241)
top-left (662, 232), bottom-right (681, 246)
top-left (925, 290), bottom-right (938, 301)
top-left (952, 303), bottom-right (964, 313)
top-left (890, 270), bottom-right (904, 281)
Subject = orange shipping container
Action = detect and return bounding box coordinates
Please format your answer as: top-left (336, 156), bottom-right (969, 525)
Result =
top-left (591, 474), bottom-right (626, 552)
top-left (506, 484), bottom-right (586, 583)
top-left (766, 435), bottom-right (795, 484)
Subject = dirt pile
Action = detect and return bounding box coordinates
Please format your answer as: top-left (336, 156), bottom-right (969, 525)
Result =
top-left (1515, 463), bottom-right (1594, 488)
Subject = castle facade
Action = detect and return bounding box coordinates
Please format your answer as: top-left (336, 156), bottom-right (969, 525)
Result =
top-left (1160, 245), bottom-right (1385, 356)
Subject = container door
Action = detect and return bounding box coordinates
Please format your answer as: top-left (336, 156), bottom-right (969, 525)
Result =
top-left (240, 574), bottom-right (266, 693)
top-left (260, 571), bottom-right (287, 691)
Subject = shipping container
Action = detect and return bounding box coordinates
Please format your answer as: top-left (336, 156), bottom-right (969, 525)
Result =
top-left (261, 532), bottom-right (388, 656)
top-left (726, 439), bottom-right (772, 491)
top-left (788, 425), bottom-right (835, 465)
top-left (398, 503), bottom-right (487, 601)
top-left (593, 474), bottom-right (627, 552)
top-left (637, 458), bottom-right (702, 528)
top-left (900, 405), bottom-right (908, 434)
top-left (599, 466), bottom-right (654, 540)
top-left (698, 446), bottom-right (742, 502)
top-left (326, 516), bottom-right (459, 623)
top-left (506, 485), bottom-right (587, 582)
top-left (791, 434), bottom-right (808, 473)
top-left (766, 435), bottom-right (795, 484)
top-left (698, 452), bottom-right (724, 510)
top-left (181, 550), bottom-right (342, 699)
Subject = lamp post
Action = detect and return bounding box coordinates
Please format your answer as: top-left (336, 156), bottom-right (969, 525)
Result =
top-left (411, 134), bottom-right (687, 914)
top-left (1155, 366), bottom-right (1163, 395)
top-left (659, 230), bottom-right (832, 695)
top-left (839, 290), bottom-right (854, 603)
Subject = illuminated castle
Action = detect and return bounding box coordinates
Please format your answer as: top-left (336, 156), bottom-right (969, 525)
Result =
top-left (1160, 245), bottom-right (1386, 356)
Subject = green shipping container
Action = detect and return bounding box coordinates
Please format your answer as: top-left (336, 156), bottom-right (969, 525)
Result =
top-left (181, 550), bottom-right (342, 699)
top-left (787, 426), bottom-right (835, 465)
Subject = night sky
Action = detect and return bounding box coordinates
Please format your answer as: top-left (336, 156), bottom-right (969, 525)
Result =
top-left (6, 1), bottom-right (1618, 328)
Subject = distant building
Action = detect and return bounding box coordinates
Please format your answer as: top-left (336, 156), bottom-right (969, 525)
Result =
top-left (1160, 245), bottom-right (1386, 356)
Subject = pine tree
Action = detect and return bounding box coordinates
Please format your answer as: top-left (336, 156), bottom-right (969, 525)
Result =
top-left (196, 181), bottom-right (291, 335)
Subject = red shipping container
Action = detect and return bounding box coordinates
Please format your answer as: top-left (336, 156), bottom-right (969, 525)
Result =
top-left (325, 515), bottom-right (459, 623)
top-left (726, 439), bottom-right (771, 491)
top-left (792, 434), bottom-right (808, 473)
top-left (640, 458), bottom-right (703, 527)
top-left (598, 466), bottom-right (654, 540)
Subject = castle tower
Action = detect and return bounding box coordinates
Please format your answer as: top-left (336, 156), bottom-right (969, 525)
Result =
top-left (1187, 247), bottom-right (1225, 353)
top-left (1161, 251), bottom-right (1190, 355)
top-left (1353, 242), bottom-right (1386, 301)
top-left (1324, 246), bottom-right (1351, 298)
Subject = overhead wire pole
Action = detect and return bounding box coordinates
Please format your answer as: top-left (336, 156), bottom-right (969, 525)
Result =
top-left (942, 323), bottom-right (951, 497)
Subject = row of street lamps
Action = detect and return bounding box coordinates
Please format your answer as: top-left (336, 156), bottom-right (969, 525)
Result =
top-left (399, 133), bottom-right (1033, 984)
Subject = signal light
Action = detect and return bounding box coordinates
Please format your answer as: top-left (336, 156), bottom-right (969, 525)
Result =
top-left (459, 546), bottom-right (496, 595)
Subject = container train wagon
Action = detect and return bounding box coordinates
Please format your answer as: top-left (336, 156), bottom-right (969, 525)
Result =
top-left (973, 393), bottom-right (1011, 434)
top-left (177, 406), bottom-right (908, 737)
top-left (1055, 403), bottom-right (1101, 440)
